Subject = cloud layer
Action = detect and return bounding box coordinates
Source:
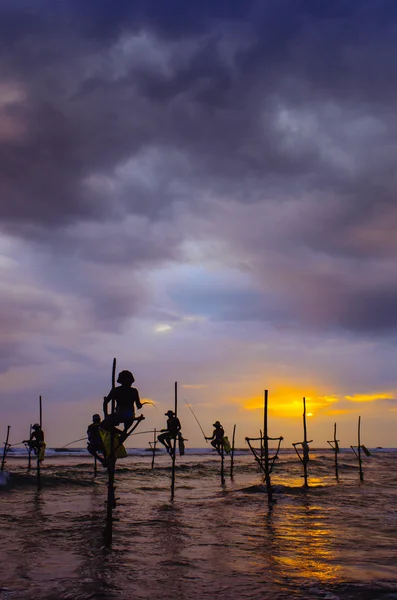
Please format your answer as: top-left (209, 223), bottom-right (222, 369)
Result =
top-left (1, 0), bottom-right (397, 446)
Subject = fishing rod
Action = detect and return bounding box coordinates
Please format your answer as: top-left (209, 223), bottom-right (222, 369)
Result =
top-left (61, 401), bottom-right (157, 450)
top-left (184, 400), bottom-right (208, 444)
top-left (61, 437), bottom-right (87, 448)
top-left (61, 425), bottom-right (158, 449)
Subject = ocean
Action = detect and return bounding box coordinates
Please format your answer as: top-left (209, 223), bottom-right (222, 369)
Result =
top-left (1, 447), bottom-right (397, 600)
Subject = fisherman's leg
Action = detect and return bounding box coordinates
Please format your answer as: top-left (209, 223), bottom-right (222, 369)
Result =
top-left (101, 413), bottom-right (119, 432)
top-left (119, 416), bottom-right (134, 442)
top-left (157, 432), bottom-right (169, 448)
top-left (93, 449), bottom-right (107, 465)
top-left (88, 443), bottom-right (106, 465)
top-left (167, 434), bottom-right (177, 455)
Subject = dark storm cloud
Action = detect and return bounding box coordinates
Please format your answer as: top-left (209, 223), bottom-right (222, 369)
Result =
top-left (2, 0), bottom-right (397, 234)
top-left (1, 0), bottom-right (397, 337)
top-left (339, 288), bottom-right (397, 334)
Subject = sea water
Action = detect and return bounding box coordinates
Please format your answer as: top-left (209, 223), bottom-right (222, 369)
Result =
top-left (1, 448), bottom-right (397, 600)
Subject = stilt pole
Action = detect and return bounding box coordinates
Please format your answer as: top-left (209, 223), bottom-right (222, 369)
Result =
top-left (230, 424), bottom-right (236, 479)
top-left (1, 426), bottom-right (11, 472)
top-left (358, 416), bottom-right (363, 482)
top-left (27, 424), bottom-right (32, 471)
top-left (302, 398), bottom-right (309, 487)
top-left (171, 381), bottom-right (177, 500)
top-left (263, 389), bottom-right (273, 503)
top-left (327, 423), bottom-right (339, 480)
top-left (221, 443), bottom-right (225, 485)
top-left (37, 396), bottom-right (42, 490)
top-left (350, 415), bottom-right (370, 481)
top-left (104, 358), bottom-right (116, 546)
top-left (334, 423), bottom-right (339, 479)
top-left (327, 423), bottom-right (339, 479)
top-left (293, 397), bottom-right (311, 488)
top-left (151, 428), bottom-right (157, 470)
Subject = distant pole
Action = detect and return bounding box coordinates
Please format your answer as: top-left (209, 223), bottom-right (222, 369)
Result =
top-left (37, 396), bottom-right (42, 490)
top-left (293, 397), bottom-right (310, 488)
top-left (327, 423), bottom-right (339, 480)
top-left (263, 389), bottom-right (272, 503)
top-left (151, 428), bottom-right (157, 470)
top-left (230, 424), bottom-right (236, 479)
top-left (27, 424), bottom-right (32, 471)
top-left (1, 426), bottom-right (11, 472)
top-left (171, 382), bottom-right (177, 500)
top-left (358, 416), bottom-right (363, 482)
top-left (104, 358), bottom-right (116, 546)
top-left (221, 443), bottom-right (225, 485)
top-left (302, 397), bottom-right (308, 488)
top-left (334, 423), bottom-right (339, 479)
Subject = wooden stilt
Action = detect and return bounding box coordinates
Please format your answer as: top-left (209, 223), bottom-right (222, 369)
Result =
top-left (27, 424), bottom-right (32, 471)
top-left (246, 437), bottom-right (267, 475)
top-left (230, 424), bottom-right (236, 479)
top-left (171, 381), bottom-right (178, 500)
top-left (104, 358), bottom-right (116, 546)
top-left (327, 423), bottom-right (339, 479)
top-left (292, 397), bottom-right (312, 488)
top-left (302, 397), bottom-right (308, 488)
top-left (246, 389), bottom-right (283, 494)
top-left (350, 416), bottom-right (370, 482)
top-left (150, 428), bottom-right (157, 470)
top-left (358, 416), bottom-right (363, 481)
top-left (37, 396), bottom-right (42, 490)
top-left (221, 443), bottom-right (225, 485)
top-left (263, 390), bottom-right (272, 503)
top-left (1, 426), bottom-right (11, 472)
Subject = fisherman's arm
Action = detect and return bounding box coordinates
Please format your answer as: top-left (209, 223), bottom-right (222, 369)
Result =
top-left (134, 389), bottom-right (143, 411)
top-left (103, 389), bottom-right (114, 417)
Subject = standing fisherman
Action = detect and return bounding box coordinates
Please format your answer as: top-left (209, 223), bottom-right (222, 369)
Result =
top-left (206, 421), bottom-right (225, 455)
top-left (102, 370), bottom-right (144, 441)
top-left (158, 410), bottom-right (182, 455)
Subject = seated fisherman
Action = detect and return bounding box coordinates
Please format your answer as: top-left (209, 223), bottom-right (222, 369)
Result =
top-left (205, 421), bottom-right (225, 455)
top-left (157, 410), bottom-right (182, 455)
top-left (102, 370), bottom-right (144, 440)
top-left (23, 423), bottom-right (45, 455)
top-left (87, 414), bottom-right (107, 466)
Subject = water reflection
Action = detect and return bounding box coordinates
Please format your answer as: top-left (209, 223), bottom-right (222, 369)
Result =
top-left (150, 502), bottom-right (189, 600)
top-left (274, 490), bottom-right (340, 583)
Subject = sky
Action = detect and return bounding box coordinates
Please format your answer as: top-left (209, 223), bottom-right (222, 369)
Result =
top-left (1, 0), bottom-right (397, 449)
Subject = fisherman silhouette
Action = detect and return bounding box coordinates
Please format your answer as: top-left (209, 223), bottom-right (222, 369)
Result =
top-left (102, 370), bottom-right (144, 441)
top-left (205, 421), bottom-right (225, 455)
top-left (23, 424), bottom-right (45, 457)
top-left (157, 410), bottom-right (182, 455)
top-left (87, 414), bottom-right (107, 466)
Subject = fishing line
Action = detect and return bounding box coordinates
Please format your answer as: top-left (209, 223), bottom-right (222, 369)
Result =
top-left (61, 437), bottom-right (87, 448)
top-left (184, 400), bottom-right (208, 444)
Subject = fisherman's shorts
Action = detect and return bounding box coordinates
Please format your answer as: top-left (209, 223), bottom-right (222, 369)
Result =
top-left (105, 410), bottom-right (135, 429)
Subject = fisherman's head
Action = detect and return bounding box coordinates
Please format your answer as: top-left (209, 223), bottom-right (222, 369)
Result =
top-left (213, 421), bottom-right (221, 428)
top-left (165, 410), bottom-right (175, 417)
top-left (117, 370), bottom-right (135, 386)
top-left (32, 424), bottom-right (41, 430)
top-left (92, 414), bottom-right (101, 423)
